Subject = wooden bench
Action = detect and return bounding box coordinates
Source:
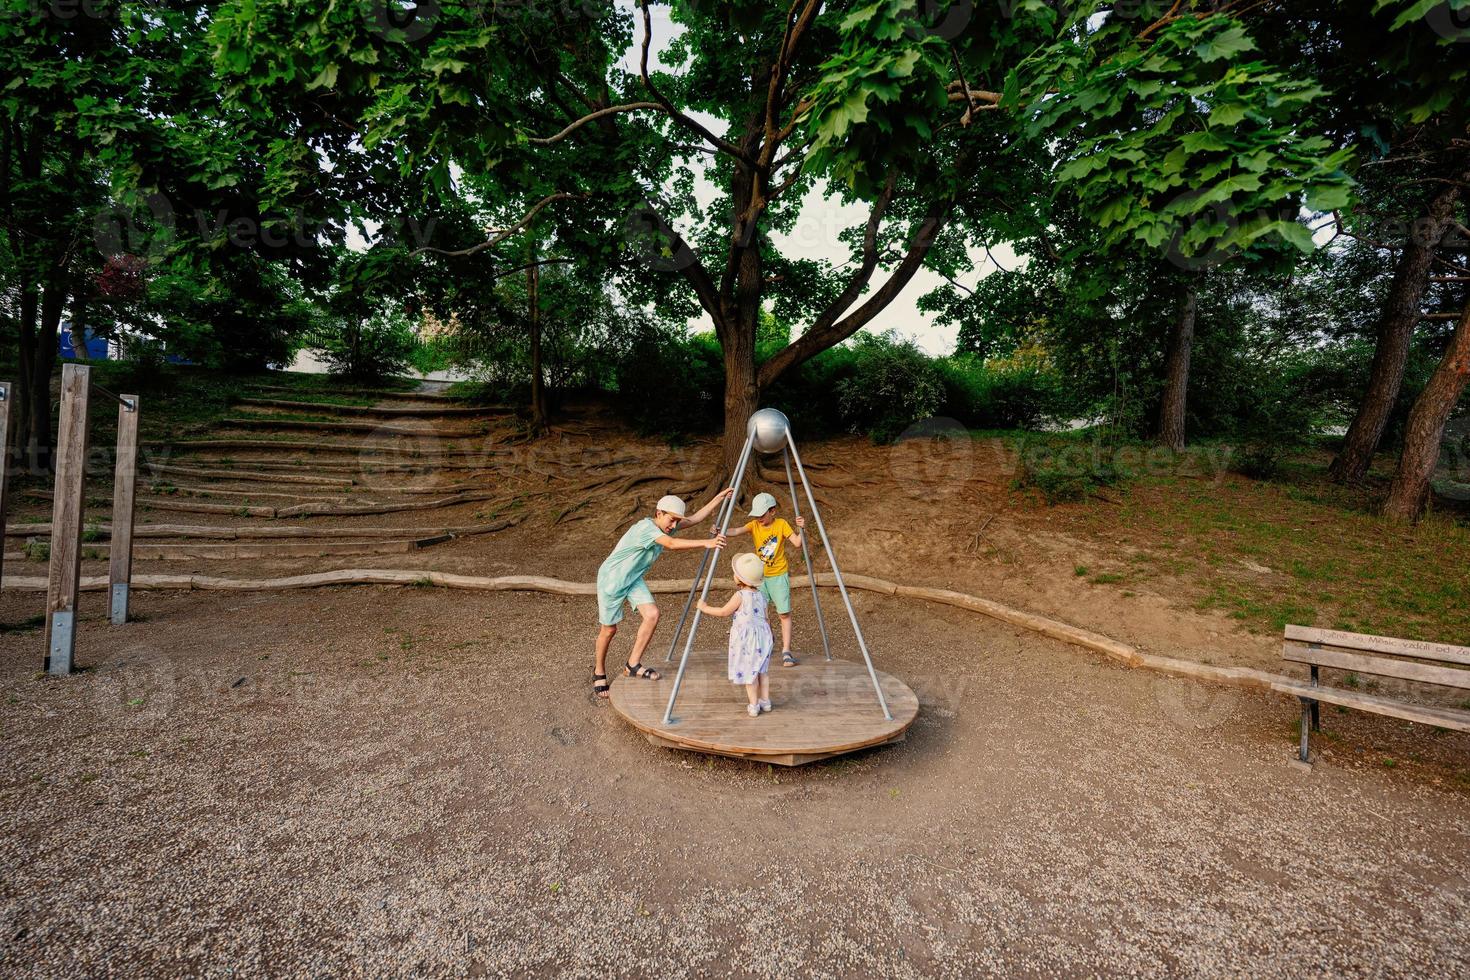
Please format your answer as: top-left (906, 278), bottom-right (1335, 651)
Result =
top-left (1273, 625), bottom-right (1470, 763)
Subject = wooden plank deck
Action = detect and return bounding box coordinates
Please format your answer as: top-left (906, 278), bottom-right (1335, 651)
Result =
top-left (610, 650), bottom-right (919, 766)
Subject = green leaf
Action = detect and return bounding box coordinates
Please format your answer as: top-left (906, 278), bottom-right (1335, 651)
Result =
top-left (1385, 0), bottom-right (1443, 31)
top-left (1304, 182), bottom-right (1355, 213)
top-left (307, 63), bottom-right (338, 91)
top-left (1194, 24), bottom-right (1256, 63)
top-left (1207, 103), bottom-right (1247, 128)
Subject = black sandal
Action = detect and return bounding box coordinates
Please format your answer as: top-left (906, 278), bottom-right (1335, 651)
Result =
top-left (593, 673), bottom-right (610, 699)
top-left (624, 661), bottom-right (662, 681)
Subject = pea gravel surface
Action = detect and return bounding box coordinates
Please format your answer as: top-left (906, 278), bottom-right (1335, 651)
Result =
top-left (1, 585), bottom-right (1467, 978)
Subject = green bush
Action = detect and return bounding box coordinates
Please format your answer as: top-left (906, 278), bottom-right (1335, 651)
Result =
top-left (612, 324), bottom-right (723, 436)
top-left (938, 352), bottom-right (1069, 429)
top-left (834, 332), bottom-right (944, 443)
top-left (1223, 354), bottom-right (1325, 479)
top-left (316, 311), bottom-right (417, 382)
top-left (1013, 435), bottom-right (1123, 504)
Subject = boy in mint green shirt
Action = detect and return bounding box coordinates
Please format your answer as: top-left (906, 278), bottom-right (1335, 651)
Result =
top-left (592, 489), bottom-right (731, 698)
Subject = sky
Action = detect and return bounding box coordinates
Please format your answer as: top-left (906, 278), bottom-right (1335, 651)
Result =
top-left (615, 4), bottom-right (1009, 356)
top-left (345, 4), bottom-right (1011, 357)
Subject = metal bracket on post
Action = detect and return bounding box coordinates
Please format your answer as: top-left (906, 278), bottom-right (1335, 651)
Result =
top-left (662, 434), bottom-right (756, 725)
top-left (48, 611), bottom-right (76, 676)
top-left (786, 430), bottom-right (892, 721)
top-left (110, 583), bottom-right (130, 626)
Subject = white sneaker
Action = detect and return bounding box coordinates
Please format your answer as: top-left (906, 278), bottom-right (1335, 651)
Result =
top-left (758, 699), bottom-right (772, 713)
top-left (747, 704), bottom-right (761, 717)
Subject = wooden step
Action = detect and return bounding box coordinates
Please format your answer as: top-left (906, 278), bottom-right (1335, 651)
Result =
top-left (245, 384), bottom-right (457, 402)
top-left (236, 397), bottom-right (506, 417)
top-left (148, 463), bottom-right (355, 487)
top-left (6, 535), bottom-right (457, 561)
top-left (151, 439), bottom-right (513, 458)
top-left (6, 517), bottom-right (522, 540)
top-left (218, 417), bottom-right (490, 437)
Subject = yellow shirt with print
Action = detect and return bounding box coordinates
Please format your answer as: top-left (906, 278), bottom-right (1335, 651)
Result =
top-left (746, 518), bottom-right (794, 577)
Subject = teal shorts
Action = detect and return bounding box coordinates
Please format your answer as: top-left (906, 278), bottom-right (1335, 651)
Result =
top-left (598, 578), bottom-right (655, 626)
top-left (759, 572), bottom-right (792, 614)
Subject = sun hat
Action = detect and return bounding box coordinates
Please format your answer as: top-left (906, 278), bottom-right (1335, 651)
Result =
top-left (733, 552), bottom-right (764, 587)
top-left (747, 492), bottom-right (778, 518)
top-left (655, 494), bottom-right (687, 518)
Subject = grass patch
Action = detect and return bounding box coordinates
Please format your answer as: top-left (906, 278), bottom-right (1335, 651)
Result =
top-left (1066, 448), bottom-right (1470, 639)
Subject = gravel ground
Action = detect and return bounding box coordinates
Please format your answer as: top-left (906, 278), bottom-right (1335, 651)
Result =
top-left (2, 585), bottom-right (1467, 978)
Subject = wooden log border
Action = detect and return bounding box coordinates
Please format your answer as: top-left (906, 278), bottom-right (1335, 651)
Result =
top-left (2, 567), bottom-right (1291, 694)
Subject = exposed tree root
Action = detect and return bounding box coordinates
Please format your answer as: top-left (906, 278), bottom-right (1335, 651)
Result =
top-left (0, 568), bottom-right (1293, 699)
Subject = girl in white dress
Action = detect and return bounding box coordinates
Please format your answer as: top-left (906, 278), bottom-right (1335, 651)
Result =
top-left (698, 552), bottom-right (774, 717)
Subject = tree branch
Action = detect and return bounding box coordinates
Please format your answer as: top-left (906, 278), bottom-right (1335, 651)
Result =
top-left (759, 174), bottom-right (941, 389)
top-left (638, 0), bottom-right (755, 166)
top-left (410, 193), bottom-right (584, 258)
top-left (529, 102), bottom-right (662, 145)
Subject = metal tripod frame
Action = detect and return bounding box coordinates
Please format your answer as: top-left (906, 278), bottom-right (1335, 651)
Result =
top-left (660, 426), bottom-right (892, 724)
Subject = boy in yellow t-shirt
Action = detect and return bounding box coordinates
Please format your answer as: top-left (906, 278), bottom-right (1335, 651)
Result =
top-left (726, 492), bottom-right (806, 667)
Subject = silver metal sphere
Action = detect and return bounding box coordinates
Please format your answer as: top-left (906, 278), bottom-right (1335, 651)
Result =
top-left (746, 408), bottom-right (791, 454)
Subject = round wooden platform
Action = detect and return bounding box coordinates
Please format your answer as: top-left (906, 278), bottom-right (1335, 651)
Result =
top-left (609, 650), bottom-right (919, 766)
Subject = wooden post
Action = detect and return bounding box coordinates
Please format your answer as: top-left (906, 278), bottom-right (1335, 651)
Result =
top-left (45, 364), bottom-right (90, 675)
top-left (0, 381), bottom-right (11, 598)
top-left (108, 394), bottom-right (139, 625)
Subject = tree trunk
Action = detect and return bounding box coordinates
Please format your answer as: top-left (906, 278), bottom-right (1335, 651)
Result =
top-left (720, 328), bottom-right (759, 491)
top-left (15, 275), bottom-right (38, 475)
top-left (527, 261), bottom-right (548, 432)
top-left (715, 151), bottom-right (766, 490)
top-left (1157, 280), bottom-right (1197, 452)
top-left (1382, 304), bottom-right (1470, 522)
top-left (1331, 178), bottom-right (1463, 484)
top-left (16, 275), bottom-right (66, 475)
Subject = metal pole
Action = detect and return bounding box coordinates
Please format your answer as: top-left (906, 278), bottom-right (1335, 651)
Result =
top-left (662, 434), bottom-right (756, 725)
top-left (664, 485), bottom-right (740, 663)
top-left (786, 430), bottom-right (892, 720)
top-left (784, 447), bottom-right (831, 661)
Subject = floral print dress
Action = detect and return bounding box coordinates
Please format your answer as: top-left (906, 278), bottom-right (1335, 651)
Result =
top-left (727, 588), bottom-right (774, 685)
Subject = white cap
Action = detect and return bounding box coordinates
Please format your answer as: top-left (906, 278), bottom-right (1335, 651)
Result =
top-left (655, 494), bottom-right (687, 518)
top-left (748, 492), bottom-right (778, 518)
top-left (733, 553), bottom-right (764, 587)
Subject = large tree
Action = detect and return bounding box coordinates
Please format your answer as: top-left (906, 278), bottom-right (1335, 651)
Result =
top-left (1246, 0), bottom-right (1470, 484)
top-left (210, 0), bottom-right (1353, 477)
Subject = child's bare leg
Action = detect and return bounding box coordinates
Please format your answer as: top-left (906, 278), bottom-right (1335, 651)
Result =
top-left (625, 603), bottom-right (661, 671)
top-left (779, 613), bottom-right (793, 652)
top-left (745, 681), bottom-right (760, 707)
top-left (759, 673), bottom-right (770, 704)
top-left (594, 624), bottom-right (617, 674)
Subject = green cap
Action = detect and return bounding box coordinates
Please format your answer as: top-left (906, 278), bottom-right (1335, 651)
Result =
top-left (748, 492), bottom-right (778, 517)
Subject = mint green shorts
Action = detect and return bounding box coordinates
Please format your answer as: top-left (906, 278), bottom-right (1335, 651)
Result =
top-left (597, 578), bottom-right (654, 626)
top-left (759, 572), bottom-right (792, 615)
